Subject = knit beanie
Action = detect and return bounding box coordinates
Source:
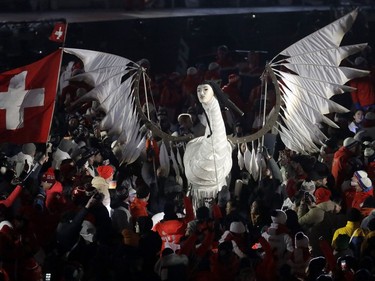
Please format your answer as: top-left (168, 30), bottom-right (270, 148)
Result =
top-left (314, 188), bottom-right (331, 204)
top-left (271, 209), bottom-right (287, 225)
top-left (230, 221), bottom-right (246, 234)
top-left (41, 167), bottom-right (56, 185)
top-left (353, 170), bottom-right (373, 192)
top-left (97, 165), bottom-right (114, 180)
top-left (343, 137), bottom-right (358, 149)
top-left (22, 143), bottom-right (36, 156)
top-left (295, 231), bottom-right (309, 248)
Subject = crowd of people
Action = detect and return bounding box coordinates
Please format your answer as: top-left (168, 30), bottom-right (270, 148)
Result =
top-left (0, 43), bottom-right (375, 281)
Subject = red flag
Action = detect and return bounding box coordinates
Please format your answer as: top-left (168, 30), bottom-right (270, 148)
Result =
top-left (0, 50), bottom-right (62, 144)
top-left (49, 22), bottom-right (66, 43)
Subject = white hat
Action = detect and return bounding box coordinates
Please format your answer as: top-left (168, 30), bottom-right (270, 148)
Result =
top-left (230, 221), bottom-right (246, 234)
top-left (208, 62), bottom-right (219, 71)
top-left (22, 143), bottom-right (36, 156)
top-left (343, 137), bottom-right (358, 149)
top-left (186, 67), bottom-right (197, 75)
top-left (364, 148), bottom-right (375, 157)
top-left (271, 209), bottom-right (287, 225)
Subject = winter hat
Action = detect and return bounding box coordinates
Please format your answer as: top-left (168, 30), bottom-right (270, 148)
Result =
top-left (91, 177), bottom-right (107, 189)
top-left (301, 180), bottom-right (316, 194)
top-left (314, 188), bottom-right (331, 204)
top-left (343, 137), bottom-right (359, 149)
top-left (295, 231), bottom-right (309, 248)
top-left (136, 184), bottom-right (150, 199)
top-left (186, 67), bottom-right (197, 75)
top-left (230, 221), bottom-right (246, 234)
top-left (97, 165), bottom-right (114, 180)
top-left (41, 167), bottom-right (56, 185)
top-left (208, 62), bottom-right (219, 71)
top-left (0, 220), bottom-right (14, 236)
top-left (22, 143), bottom-right (36, 156)
top-left (271, 209), bottom-right (287, 225)
top-left (353, 170), bottom-right (372, 192)
top-left (364, 147), bottom-right (375, 157)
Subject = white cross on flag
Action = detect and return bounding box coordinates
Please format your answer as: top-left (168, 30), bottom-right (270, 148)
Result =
top-left (0, 49), bottom-right (62, 144)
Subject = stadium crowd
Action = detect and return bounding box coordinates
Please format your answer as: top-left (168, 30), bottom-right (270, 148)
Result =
top-left (0, 44), bottom-right (375, 281)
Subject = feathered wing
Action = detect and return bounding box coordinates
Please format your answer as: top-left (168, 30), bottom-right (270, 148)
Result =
top-left (268, 9), bottom-right (369, 153)
top-left (62, 48), bottom-right (146, 165)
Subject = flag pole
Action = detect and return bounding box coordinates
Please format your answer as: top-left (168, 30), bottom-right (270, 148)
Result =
top-left (47, 19), bottom-right (67, 148)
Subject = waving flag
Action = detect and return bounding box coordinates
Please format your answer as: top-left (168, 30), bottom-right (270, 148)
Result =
top-left (0, 50), bottom-right (62, 144)
top-left (49, 22), bottom-right (67, 43)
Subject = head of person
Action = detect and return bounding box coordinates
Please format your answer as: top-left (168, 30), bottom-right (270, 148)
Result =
top-left (197, 83), bottom-right (215, 104)
top-left (343, 137), bottom-right (361, 155)
top-left (353, 109), bottom-right (364, 124)
top-left (22, 143), bottom-right (36, 157)
top-left (351, 170), bottom-right (373, 193)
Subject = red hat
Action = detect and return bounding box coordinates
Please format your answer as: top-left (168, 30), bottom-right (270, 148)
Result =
top-left (314, 187), bottom-right (331, 204)
top-left (97, 165), bottom-right (114, 180)
top-left (41, 168), bottom-right (56, 185)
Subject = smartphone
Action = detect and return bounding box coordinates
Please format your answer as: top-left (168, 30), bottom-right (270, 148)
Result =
top-left (341, 260), bottom-right (347, 271)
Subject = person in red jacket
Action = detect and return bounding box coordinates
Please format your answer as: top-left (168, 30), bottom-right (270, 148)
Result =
top-left (348, 56), bottom-right (375, 111)
top-left (331, 137), bottom-right (361, 191)
top-left (342, 170), bottom-right (373, 210)
top-left (130, 184), bottom-right (150, 223)
top-left (40, 167), bottom-right (65, 214)
top-left (153, 197), bottom-right (194, 252)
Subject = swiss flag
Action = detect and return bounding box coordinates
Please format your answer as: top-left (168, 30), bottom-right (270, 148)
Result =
top-left (0, 50), bottom-right (62, 144)
top-left (49, 22), bottom-right (67, 43)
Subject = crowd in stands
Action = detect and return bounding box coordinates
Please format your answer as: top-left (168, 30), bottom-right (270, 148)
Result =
top-left (1, 44), bottom-right (375, 281)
